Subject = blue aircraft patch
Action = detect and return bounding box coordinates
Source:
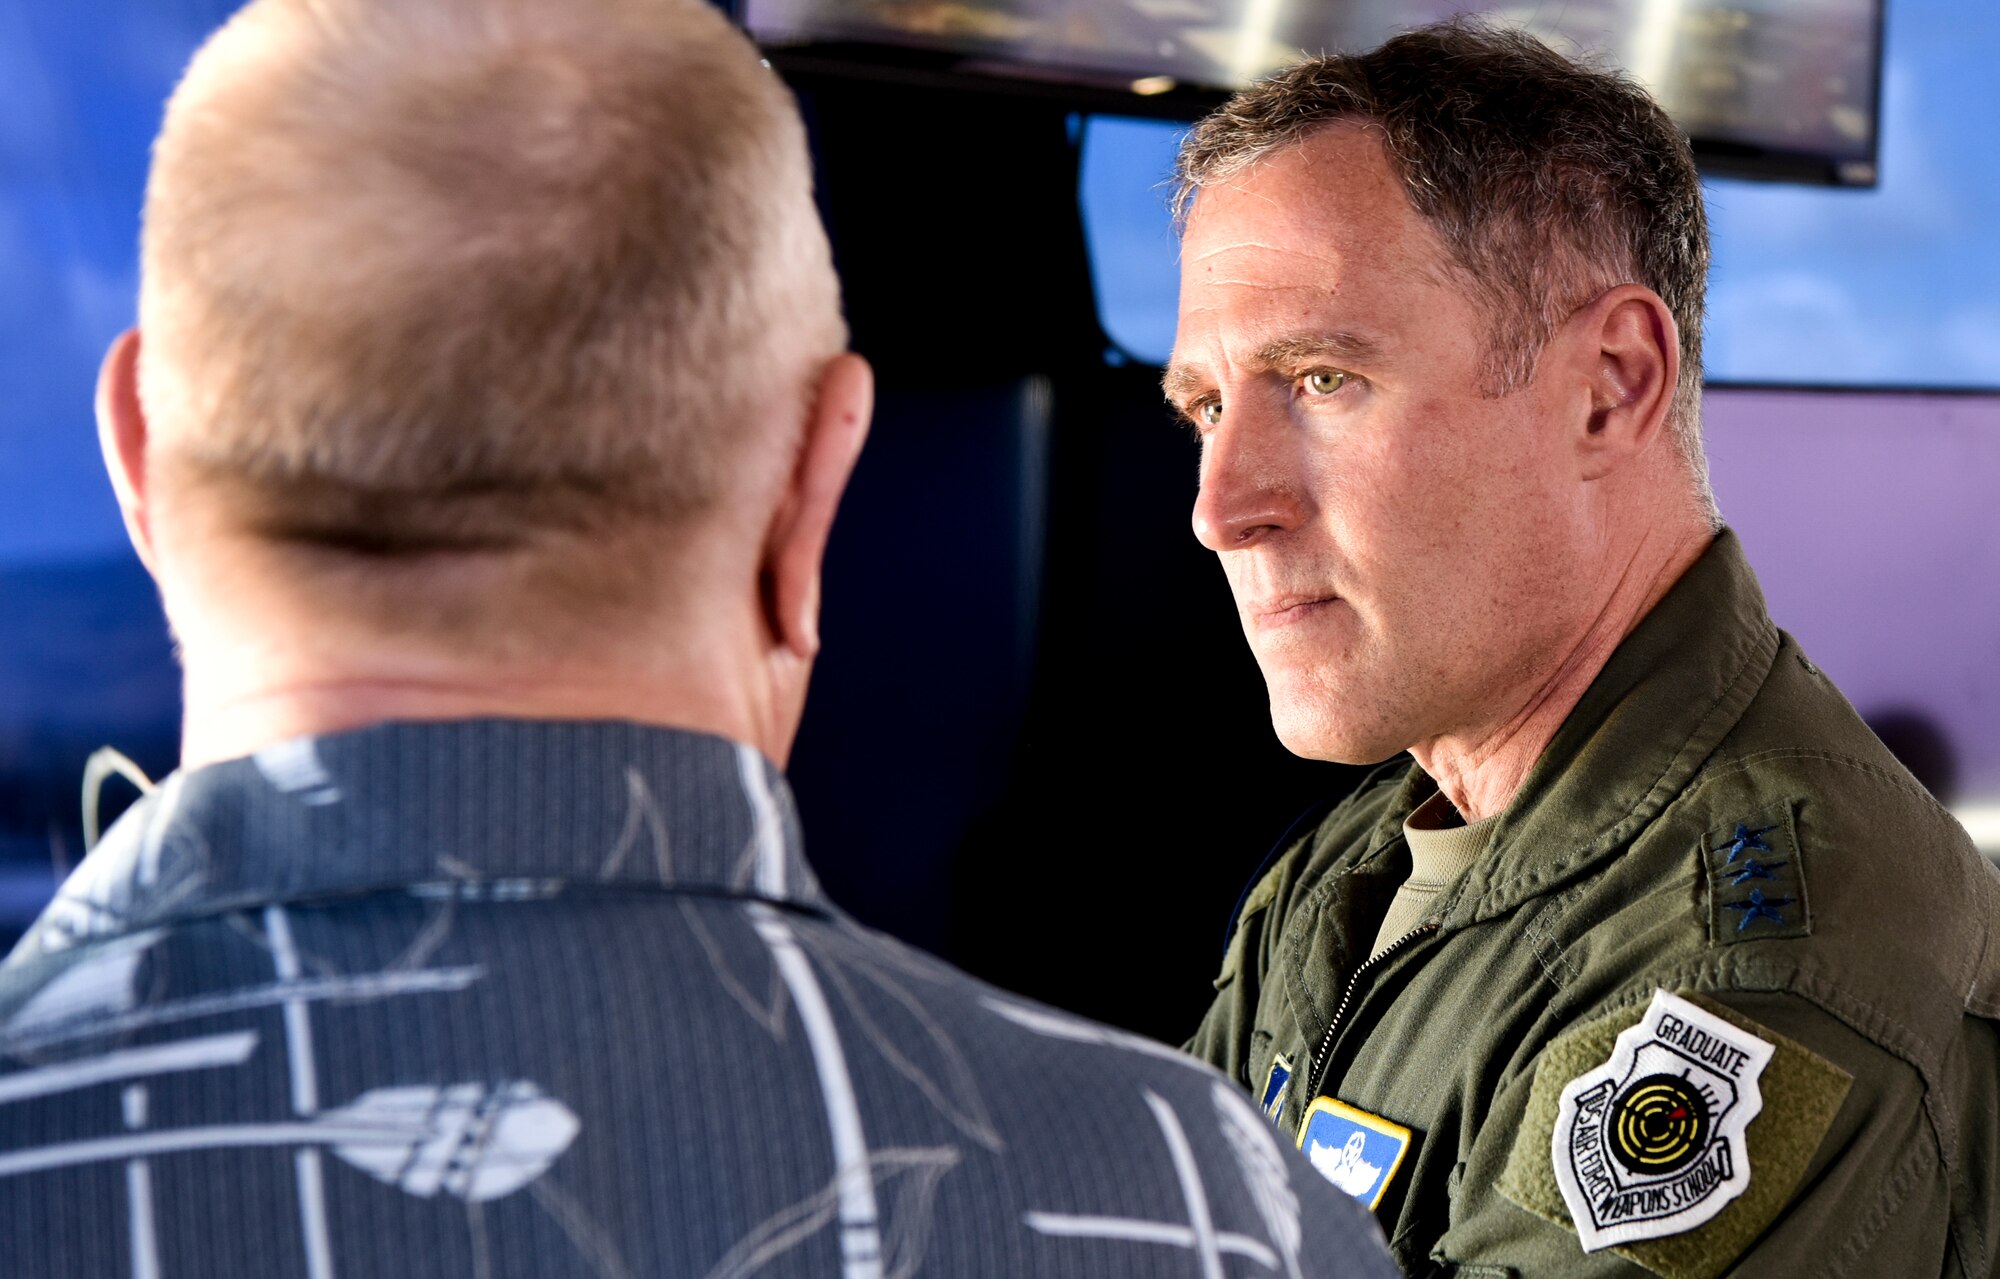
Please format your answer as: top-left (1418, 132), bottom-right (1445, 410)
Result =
top-left (1259, 1054), bottom-right (1294, 1126)
top-left (1297, 1097), bottom-right (1413, 1211)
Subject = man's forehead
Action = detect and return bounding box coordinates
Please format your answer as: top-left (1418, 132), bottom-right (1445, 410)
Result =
top-left (1169, 128), bottom-right (1460, 382)
top-left (1181, 124), bottom-right (1421, 258)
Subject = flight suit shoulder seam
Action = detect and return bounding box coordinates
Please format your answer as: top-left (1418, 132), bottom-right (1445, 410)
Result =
top-left (1589, 958), bottom-right (1941, 1083)
top-left (1692, 747), bottom-right (1941, 811)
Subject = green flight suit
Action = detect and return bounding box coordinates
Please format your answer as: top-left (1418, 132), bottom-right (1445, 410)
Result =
top-left (1189, 530), bottom-right (2000, 1279)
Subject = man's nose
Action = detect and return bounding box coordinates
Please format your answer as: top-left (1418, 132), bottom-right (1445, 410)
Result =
top-left (1191, 418), bottom-right (1307, 552)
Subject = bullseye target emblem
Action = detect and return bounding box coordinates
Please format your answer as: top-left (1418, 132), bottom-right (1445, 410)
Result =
top-left (1552, 991), bottom-right (1776, 1249)
top-left (1609, 1074), bottom-right (1708, 1175)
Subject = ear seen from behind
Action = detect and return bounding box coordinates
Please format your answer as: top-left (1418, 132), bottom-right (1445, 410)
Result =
top-left (765, 351), bottom-right (873, 659)
top-left (96, 328), bottom-right (158, 571)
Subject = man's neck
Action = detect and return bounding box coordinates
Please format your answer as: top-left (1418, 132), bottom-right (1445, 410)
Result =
top-left (177, 642), bottom-right (798, 772)
top-left (1412, 523), bottom-right (1713, 822)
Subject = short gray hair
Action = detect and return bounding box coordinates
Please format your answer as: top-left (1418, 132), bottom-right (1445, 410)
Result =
top-left (1176, 19), bottom-right (1715, 520)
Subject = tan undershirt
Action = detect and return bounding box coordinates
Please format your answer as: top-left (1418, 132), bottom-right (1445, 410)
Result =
top-left (1369, 790), bottom-right (1500, 958)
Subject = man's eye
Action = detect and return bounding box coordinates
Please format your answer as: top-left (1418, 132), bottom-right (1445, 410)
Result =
top-left (1197, 400), bottom-right (1223, 426)
top-left (1302, 369), bottom-right (1348, 396)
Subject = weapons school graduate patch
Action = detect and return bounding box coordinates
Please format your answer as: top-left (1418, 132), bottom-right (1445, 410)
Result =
top-left (1552, 991), bottom-right (1771, 1249)
top-left (1296, 1096), bottom-right (1412, 1211)
top-left (1498, 989), bottom-right (1851, 1279)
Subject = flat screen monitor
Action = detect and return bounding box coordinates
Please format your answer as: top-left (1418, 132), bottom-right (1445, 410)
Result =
top-left (741, 0), bottom-right (1883, 186)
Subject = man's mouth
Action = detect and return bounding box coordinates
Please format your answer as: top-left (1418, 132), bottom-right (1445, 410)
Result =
top-left (1250, 594), bottom-right (1341, 629)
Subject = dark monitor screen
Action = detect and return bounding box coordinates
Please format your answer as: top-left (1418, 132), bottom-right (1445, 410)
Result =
top-left (742, 0), bottom-right (1883, 185)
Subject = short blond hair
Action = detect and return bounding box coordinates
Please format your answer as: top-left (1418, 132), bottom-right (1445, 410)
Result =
top-left (140, 0), bottom-right (844, 567)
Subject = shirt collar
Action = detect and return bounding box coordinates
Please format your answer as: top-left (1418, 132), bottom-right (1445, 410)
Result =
top-left (13, 719), bottom-right (823, 959)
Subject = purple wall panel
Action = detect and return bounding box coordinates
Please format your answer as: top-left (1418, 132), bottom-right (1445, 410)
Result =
top-left (1704, 388), bottom-right (2000, 821)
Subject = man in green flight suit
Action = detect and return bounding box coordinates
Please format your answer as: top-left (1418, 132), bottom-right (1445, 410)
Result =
top-left (1166, 19), bottom-right (2000, 1279)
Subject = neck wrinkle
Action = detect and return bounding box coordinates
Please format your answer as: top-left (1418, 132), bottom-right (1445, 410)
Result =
top-left (1413, 522), bottom-right (1711, 822)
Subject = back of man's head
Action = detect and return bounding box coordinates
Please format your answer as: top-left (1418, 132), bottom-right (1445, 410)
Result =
top-left (133, 0), bottom-right (845, 645)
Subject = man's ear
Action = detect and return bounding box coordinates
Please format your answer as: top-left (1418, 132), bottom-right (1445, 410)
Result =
top-left (96, 329), bottom-right (159, 571)
top-left (1573, 284), bottom-right (1679, 481)
top-left (764, 352), bottom-right (873, 659)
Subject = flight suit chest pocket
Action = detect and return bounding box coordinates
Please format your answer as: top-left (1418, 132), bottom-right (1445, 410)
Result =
top-left (1278, 872), bottom-right (1373, 1044)
top-left (1253, 888), bottom-right (1323, 1057)
top-left (1247, 888), bottom-right (1336, 1138)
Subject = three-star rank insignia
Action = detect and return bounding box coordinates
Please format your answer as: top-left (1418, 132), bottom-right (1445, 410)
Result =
top-left (1498, 989), bottom-right (1852, 1279)
top-left (1704, 806), bottom-right (1811, 944)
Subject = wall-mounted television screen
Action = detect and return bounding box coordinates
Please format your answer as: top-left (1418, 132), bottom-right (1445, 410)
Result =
top-left (741, 0), bottom-right (1883, 186)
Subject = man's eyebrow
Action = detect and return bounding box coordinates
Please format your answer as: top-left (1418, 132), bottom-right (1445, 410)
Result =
top-left (1161, 362), bottom-right (1205, 403)
top-left (1255, 331), bottom-right (1387, 370)
top-left (1162, 330), bottom-right (1391, 403)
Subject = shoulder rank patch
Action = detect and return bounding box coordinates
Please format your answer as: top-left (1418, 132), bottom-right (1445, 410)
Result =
top-left (1499, 989), bottom-right (1851, 1279)
top-left (1296, 1096), bottom-right (1412, 1210)
top-left (1259, 1053), bottom-right (1294, 1126)
top-left (1704, 805), bottom-right (1810, 944)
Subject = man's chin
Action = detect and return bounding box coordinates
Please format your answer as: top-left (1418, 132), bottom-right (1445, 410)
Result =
top-left (1267, 697), bottom-right (1401, 766)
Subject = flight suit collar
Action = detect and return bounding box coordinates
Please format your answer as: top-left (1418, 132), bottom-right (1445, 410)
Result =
top-left (1429, 529), bottom-right (1781, 930)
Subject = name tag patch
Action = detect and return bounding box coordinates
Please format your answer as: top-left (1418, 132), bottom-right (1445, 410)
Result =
top-left (1296, 1096), bottom-right (1412, 1210)
top-left (1258, 1054), bottom-right (1293, 1126)
top-left (1552, 990), bottom-right (1773, 1251)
